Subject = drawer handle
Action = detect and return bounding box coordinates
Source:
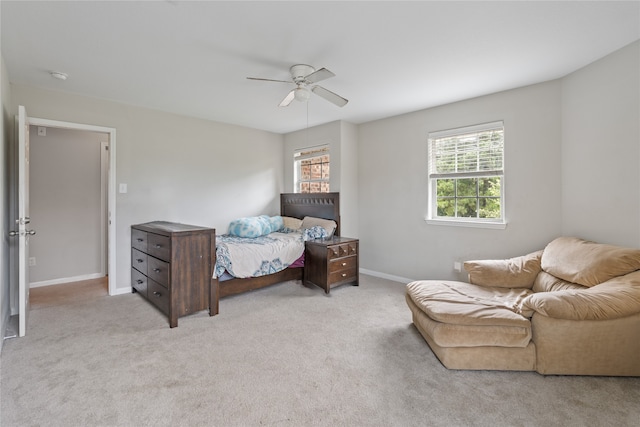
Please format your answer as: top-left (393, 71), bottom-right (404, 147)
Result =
top-left (155, 244), bottom-right (162, 248)
top-left (153, 268), bottom-right (161, 273)
top-left (153, 291), bottom-right (162, 297)
top-left (136, 279), bottom-right (143, 284)
top-left (136, 259), bottom-right (144, 263)
top-left (342, 273), bottom-right (347, 277)
top-left (342, 262), bottom-right (347, 266)
top-left (137, 238), bottom-right (144, 242)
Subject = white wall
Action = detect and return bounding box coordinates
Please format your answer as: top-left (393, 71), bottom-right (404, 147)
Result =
top-left (283, 120), bottom-right (359, 237)
top-left (561, 41), bottom-right (640, 247)
top-left (357, 80), bottom-right (563, 282)
top-left (11, 84), bottom-right (285, 293)
top-left (29, 126), bottom-right (106, 284)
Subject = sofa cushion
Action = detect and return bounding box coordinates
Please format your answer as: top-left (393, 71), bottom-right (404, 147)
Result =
top-left (519, 270), bottom-right (640, 320)
top-left (464, 250), bottom-right (543, 288)
top-left (541, 237), bottom-right (640, 288)
top-left (406, 281), bottom-right (532, 348)
top-left (532, 271), bottom-right (587, 293)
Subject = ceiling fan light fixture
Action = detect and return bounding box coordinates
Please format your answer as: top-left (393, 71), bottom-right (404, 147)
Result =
top-left (294, 86), bottom-right (311, 102)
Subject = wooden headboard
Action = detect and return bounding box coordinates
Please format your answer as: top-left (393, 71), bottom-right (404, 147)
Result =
top-left (280, 192), bottom-right (340, 236)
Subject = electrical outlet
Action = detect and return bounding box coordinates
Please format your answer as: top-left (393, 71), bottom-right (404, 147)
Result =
top-left (453, 261), bottom-right (462, 272)
top-left (29, 257), bottom-right (36, 267)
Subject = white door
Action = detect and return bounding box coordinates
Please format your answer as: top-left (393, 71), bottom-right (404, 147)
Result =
top-left (15, 105), bottom-right (33, 337)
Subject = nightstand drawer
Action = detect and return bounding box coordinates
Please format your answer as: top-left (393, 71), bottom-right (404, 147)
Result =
top-left (148, 278), bottom-right (169, 314)
top-left (132, 248), bottom-right (148, 274)
top-left (148, 233), bottom-right (171, 261)
top-left (147, 256), bottom-right (170, 288)
top-left (327, 242), bottom-right (358, 260)
top-left (131, 268), bottom-right (148, 296)
top-left (329, 255), bottom-right (357, 273)
top-left (329, 266), bottom-right (357, 284)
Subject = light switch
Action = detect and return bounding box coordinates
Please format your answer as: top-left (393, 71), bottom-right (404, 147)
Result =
top-left (119, 183), bottom-right (127, 193)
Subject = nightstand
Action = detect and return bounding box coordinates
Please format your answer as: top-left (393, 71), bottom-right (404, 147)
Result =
top-left (304, 236), bottom-right (359, 294)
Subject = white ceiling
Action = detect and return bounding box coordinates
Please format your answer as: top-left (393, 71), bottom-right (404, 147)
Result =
top-left (2, 1), bottom-right (639, 134)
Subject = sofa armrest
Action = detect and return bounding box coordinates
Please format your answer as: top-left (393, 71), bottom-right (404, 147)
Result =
top-left (519, 270), bottom-right (640, 320)
top-left (463, 250), bottom-right (543, 289)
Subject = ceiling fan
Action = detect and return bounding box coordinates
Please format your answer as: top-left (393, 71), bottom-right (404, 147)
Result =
top-left (247, 64), bottom-right (348, 108)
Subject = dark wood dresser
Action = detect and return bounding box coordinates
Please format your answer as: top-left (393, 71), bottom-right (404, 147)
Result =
top-left (131, 221), bottom-right (215, 327)
top-left (304, 236), bottom-right (359, 294)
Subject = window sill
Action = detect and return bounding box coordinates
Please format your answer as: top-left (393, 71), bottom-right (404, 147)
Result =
top-left (425, 218), bottom-right (507, 230)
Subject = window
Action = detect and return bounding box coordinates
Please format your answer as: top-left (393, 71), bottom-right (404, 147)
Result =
top-left (294, 145), bottom-right (330, 193)
top-left (427, 122), bottom-right (505, 227)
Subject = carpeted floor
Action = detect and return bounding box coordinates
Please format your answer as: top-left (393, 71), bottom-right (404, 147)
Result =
top-left (1, 274), bottom-right (639, 426)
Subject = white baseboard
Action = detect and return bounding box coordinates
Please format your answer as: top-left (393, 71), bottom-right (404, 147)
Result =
top-left (359, 268), bottom-right (415, 284)
top-left (30, 273), bottom-right (105, 288)
top-left (112, 286), bottom-right (133, 296)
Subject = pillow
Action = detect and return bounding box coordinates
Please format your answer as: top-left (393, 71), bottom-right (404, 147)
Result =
top-left (464, 250), bottom-right (543, 289)
top-left (228, 215), bottom-right (272, 238)
top-left (269, 216), bottom-right (284, 233)
top-left (301, 216), bottom-right (337, 238)
top-left (282, 216), bottom-right (303, 231)
top-left (303, 225), bottom-right (328, 241)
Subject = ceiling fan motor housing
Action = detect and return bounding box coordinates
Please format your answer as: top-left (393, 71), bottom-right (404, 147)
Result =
top-left (290, 64), bottom-right (315, 84)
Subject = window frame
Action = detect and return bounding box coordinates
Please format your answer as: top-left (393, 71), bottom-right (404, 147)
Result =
top-left (426, 121), bottom-right (507, 229)
top-left (294, 145), bottom-right (330, 194)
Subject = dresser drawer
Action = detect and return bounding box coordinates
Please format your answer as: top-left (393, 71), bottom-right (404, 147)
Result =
top-left (132, 229), bottom-right (147, 252)
top-left (147, 278), bottom-right (169, 315)
top-left (147, 256), bottom-right (170, 288)
top-left (132, 248), bottom-right (148, 274)
top-left (327, 242), bottom-right (358, 260)
top-left (148, 233), bottom-right (171, 262)
top-left (131, 268), bottom-right (148, 296)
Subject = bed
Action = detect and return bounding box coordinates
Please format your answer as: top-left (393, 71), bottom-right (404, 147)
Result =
top-left (209, 192), bottom-right (340, 315)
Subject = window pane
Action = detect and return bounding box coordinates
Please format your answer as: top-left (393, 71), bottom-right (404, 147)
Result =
top-left (300, 182), bottom-right (310, 193)
top-left (437, 198), bottom-right (455, 217)
top-left (479, 177), bottom-right (501, 197)
top-left (322, 163), bottom-right (330, 179)
top-left (436, 179), bottom-right (455, 197)
top-left (457, 198), bottom-right (477, 217)
top-left (320, 182), bottom-right (330, 193)
top-left (479, 198), bottom-right (501, 218)
top-left (457, 178), bottom-right (477, 197)
top-left (311, 163), bottom-right (322, 179)
top-left (300, 163), bottom-right (311, 180)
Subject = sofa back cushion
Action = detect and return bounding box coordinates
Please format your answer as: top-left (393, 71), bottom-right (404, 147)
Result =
top-left (532, 271), bottom-right (587, 293)
top-left (541, 237), bottom-right (640, 287)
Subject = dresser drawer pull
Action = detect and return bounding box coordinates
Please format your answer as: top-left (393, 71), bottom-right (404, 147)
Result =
top-left (137, 238), bottom-right (144, 242)
top-left (342, 273), bottom-right (347, 277)
top-left (153, 291), bottom-right (162, 298)
top-left (155, 244), bottom-right (162, 248)
top-left (136, 259), bottom-right (144, 263)
top-left (136, 279), bottom-right (143, 284)
top-left (342, 262), bottom-right (347, 266)
top-left (153, 268), bottom-right (162, 273)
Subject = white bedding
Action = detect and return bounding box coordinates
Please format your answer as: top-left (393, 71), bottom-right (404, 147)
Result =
top-left (214, 231), bottom-right (304, 279)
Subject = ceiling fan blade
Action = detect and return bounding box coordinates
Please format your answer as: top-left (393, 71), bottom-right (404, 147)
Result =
top-left (247, 77), bottom-right (291, 84)
top-left (311, 85), bottom-right (348, 107)
top-left (279, 90), bottom-right (295, 107)
top-left (305, 68), bottom-right (335, 84)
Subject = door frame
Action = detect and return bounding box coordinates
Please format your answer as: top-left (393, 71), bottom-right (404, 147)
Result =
top-left (27, 117), bottom-right (117, 296)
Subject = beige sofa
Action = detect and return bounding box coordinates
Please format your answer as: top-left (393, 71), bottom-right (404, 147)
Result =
top-left (405, 237), bottom-right (640, 376)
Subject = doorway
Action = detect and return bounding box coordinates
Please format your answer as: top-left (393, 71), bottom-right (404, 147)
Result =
top-left (21, 117), bottom-right (116, 297)
top-left (29, 126), bottom-right (108, 289)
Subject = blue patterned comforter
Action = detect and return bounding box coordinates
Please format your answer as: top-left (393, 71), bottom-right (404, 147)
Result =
top-left (214, 231), bottom-right (304, 279)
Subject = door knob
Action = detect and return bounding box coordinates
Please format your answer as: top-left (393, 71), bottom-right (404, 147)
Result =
top-left (9, 231), bottom-right (18, 237)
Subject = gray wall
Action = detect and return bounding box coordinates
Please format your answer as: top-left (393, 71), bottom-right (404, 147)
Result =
top-left (29, 126), bottom-right (106, 284)
top-left (11, 84), bottom-right (285, 294)
top-left (357, 80), bottom-right (563, 282)
top-left (561, 41), bottom-right (640, 247)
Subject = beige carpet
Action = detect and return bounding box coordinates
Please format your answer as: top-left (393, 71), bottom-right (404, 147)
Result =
top-left (1, 275), bottom-right (639, 426)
